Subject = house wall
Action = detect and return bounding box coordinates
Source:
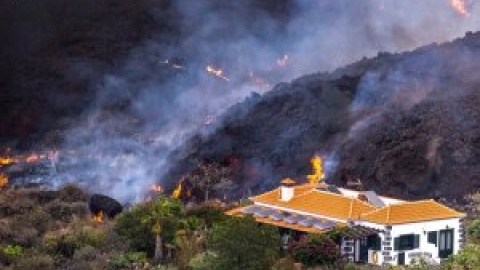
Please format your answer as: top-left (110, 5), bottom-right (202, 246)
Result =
top-left (359, 218), bottom-right (462, 266)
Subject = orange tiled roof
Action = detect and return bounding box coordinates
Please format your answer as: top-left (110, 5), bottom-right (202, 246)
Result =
top-left (250, 184), bottom-right (377, 221)
top-left (226, 206), bottom-right (346, 233)
top-left (361, 200), bottom-right (465, 224)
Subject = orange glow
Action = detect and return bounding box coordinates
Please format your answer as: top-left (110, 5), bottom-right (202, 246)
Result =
top-left (92, 211), bottom-right (104, 223)
top-left (151, 184), bottom-right (164, 193)
top-left (0, 157), bottom-right (15, 166)
top-left (0, 174), bottom-right (8, 189)
top-left (172, 179), bottom-right (183, 198)
top-left (25, 153), bottom-right (41, 163)
top-left (449, 0), bottom-right (469, 17)
top-left (307, 156), bottom-right (325, 185)
top-left (206, 65), bottom-right (230, 81)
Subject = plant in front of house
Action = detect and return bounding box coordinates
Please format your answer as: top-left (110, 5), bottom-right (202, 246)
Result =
top-left (200, 215), bottom-right (281, 270)
top-left (289, 234), bottom-right (341, 267)
top-left (467, 219), bottom-right (480, 244)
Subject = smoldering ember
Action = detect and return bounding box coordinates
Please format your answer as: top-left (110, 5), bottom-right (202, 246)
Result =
top-left (2, 0), bottom-right (480, 269)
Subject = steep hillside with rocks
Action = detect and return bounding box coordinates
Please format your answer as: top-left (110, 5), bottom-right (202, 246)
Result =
top-left (168, 31), bottom-right (480, 200)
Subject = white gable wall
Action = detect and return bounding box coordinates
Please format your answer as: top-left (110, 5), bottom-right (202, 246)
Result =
top-left (358, 218), bottom-right (462, 266)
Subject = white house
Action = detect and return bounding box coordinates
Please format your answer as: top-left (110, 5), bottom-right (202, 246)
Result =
top-left (227, 179), bottom-right (465, 266)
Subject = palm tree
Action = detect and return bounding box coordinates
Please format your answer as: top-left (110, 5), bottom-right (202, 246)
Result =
top-left (142, 196), bottom-right (183, 263)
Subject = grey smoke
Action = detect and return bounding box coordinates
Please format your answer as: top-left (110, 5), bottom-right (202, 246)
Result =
top-left (42, 0), bottom-right (480, 202)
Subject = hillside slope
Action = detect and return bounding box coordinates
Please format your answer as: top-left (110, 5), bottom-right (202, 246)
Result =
top-left (168, 31), bottom-right (480, 200)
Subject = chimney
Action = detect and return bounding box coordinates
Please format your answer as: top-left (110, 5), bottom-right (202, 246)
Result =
top-left (280, 178), bottom-right (296, 202)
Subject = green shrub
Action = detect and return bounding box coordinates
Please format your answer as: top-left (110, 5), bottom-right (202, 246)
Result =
top-left (13, 254), bottom-right (54, 270)
top-left (467, 219), bottom-right (480, 244)
top-left (110, 252), bottom-right (148, 269)
top-left (0, 244), bottom-right (23, 265)
top-left (22, 208), bottom-right (52, 234)
top-left (205, 216), bottom-right (281, 270)
top-left (73, 245), bottom-right (97, 260)
top-left (44, 225), bottom-right (107, 258)
top-left (289, 234), bottom-right (340, 267)
top-left (443, 244), bottom-right (480, 269)
top-left (185, 204), bottom-right (226, 228)
top-left (3, 245), bottom-right (23, 257)
top-left (188, 252), bottom-right (216, 270)
top-left (114, 204), bottom-right (155, 254)
top-left (272, 256), bottom-right (296, 270)
top-left (76, 226), bottom-right (107, 248)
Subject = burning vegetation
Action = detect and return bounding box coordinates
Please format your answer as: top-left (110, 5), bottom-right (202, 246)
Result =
top-left (0, 173), bottom-right (8, 189)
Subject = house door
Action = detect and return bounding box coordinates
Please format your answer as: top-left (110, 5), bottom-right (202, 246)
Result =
top-left (398, 252), bottom-right (405, 265)
top-left (356, 238), bottom-right (368, 263)
top-left (439, 229), bottom-right (454, 259)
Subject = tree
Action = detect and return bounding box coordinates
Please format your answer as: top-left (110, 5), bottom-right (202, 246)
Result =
top-left (141, 196), bottom-right (183, 263)
top-left (114, 204), bottom-right (156, 255)
top-left (204, 216), bottom-right (281, 270)
top-left (186, 161), bottom-right (232, 202)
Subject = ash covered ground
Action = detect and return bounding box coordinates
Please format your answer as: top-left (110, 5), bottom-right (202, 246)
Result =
top-left (1, 0), bottom-right (480, 202)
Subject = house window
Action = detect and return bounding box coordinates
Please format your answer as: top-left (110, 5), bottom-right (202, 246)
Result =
top-left (394, 234), bottom-right (420, 251)
top-left (367, 234), bottom-right (381, 251)
top-left (428, 231), bottom-right (438, 246)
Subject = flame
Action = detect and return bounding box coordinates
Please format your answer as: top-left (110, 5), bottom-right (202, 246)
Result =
top-left (307, 156), bottom-right (325, 185)
top-left (151, 184), bottom-right (164, 193)
top-left (172, 179), bottom-right (183, 198)
top-left (206, 65), bottom-right (230, 81)
top-left (92, 211), bottom-right (104, 222)
top-left (276, 54), bottom-right (289, 67)
top-left (0, 174), bottom-right (8, 189)
top-left (25, 153), bottom-right (41, 163)
top-left (0, 157), bottom-right (15, 166)
top-left (449, 0), bottom-right (469, 17)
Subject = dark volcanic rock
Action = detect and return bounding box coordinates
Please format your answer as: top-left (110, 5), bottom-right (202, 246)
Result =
top-left (168, 32), bottom-right (480, 200)
top-left (89, 194), bottom-right (123, 218)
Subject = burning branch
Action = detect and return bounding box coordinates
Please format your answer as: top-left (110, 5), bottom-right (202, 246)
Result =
top-left (206, 65), bottom-right (230, 81)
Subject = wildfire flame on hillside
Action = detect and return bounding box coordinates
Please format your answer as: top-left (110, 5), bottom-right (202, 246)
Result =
top-left (449, 0), bottom-right (470, 17)
top-left (92, 211), bottom-right (104, 223)
top-left (0, 157), bottom-right (15, 167)
top-left (0, 150), bottom-right (59, 167)
top-left (307, 156), bottom-right (325, 185)
top-left (0, 174), bottom-right (8, 189)
top-left (206, 65), bottom-right (230, 81)
top-left (172, 179), bottom-right (183, 198)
